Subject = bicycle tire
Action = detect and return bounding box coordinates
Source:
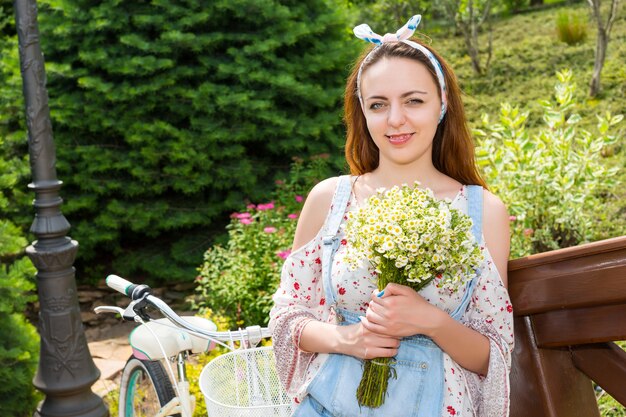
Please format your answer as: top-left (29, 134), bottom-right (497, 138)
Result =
top-left (118, 357), bottom-right (181, 417)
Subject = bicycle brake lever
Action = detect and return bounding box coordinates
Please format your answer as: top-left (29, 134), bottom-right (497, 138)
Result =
top-left (94, 306), bottom-right (125, 316)
top-left (126, 297), bottom-right (152, 322)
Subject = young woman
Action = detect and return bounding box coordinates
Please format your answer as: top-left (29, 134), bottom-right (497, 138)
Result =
top-left (270, 15), bottom-right (514, 417)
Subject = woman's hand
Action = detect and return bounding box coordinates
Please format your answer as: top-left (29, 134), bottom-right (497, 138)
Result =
top-left (361, 283), bottom-right (446, 338)
top-left (337, 321), bottom-right (401, 360)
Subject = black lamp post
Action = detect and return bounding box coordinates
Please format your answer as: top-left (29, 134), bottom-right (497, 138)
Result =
top-left (14, 0), bottom-right (108, 416)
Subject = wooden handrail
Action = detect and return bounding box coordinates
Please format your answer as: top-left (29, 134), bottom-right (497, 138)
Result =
top-left (508, 236), bottom-right (626, 417)
top-left (508, 236), bottom-right (626, 315)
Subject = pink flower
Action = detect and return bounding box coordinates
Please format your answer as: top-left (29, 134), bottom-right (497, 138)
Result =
top-left (264, 226), bottom-right (277, 233)
top-left (288, 213), bottom-right (298, 220)
top-left (275, 179), bottom-right (284, 185)
top-left (523, 228), bottom-right (534, 237)
top-left (257, 202), bottom-right (275, 211)
top-left (277, 250), bottom-right (291, 260)
top-left (509, 215), bottom-right (517, 221)
top-left (295, 195), bottom-right (304, 203)
top-left (246, 204), bottom-right (256, 209)
top-left (240, 218), bottom-right (253, 225)
top-left (235, 212), bottom-right (252, 219)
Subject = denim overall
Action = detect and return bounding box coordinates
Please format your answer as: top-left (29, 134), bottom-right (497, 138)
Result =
top-left (294, 176), bottom-right (483, 417)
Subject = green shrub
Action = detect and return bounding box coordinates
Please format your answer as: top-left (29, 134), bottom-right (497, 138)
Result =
top-left (0, 242), bottom-right (39, 415)
top-left (475, 69), bottom-right (622, 258)
top-left (26, 0), bottom-right (353, 285)
top-left (556, 10), bottom-right (588, 45)
top-left (0, 301), bottom-right (40, 416)
top-left (195, 157), bottom-right (335, 327)
top-left (0, 6), bottom-right (40, 409)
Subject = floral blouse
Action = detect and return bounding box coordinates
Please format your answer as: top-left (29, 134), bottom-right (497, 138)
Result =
top-left (269, 181), bottom-right (515, 417)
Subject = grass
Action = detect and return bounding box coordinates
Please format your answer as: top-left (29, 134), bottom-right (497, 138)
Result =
top-left (432, 1), bottom-right (626, 241)
top-left (556, 9), bottom-right (589, 45)
top-left (435, 2), bottom-right (625, 128)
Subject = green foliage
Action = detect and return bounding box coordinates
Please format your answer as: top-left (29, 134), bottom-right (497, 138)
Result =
top-left (597, 392), bottom-right (626, 417)
top-left (0, 309), bottom-right (40, 416)
top-left (346, 0), bottom-right (435, 32)
top-left (195, 157), bottom-right (334, 327)
top-left (27, 0), bottom-right (353, 284)
top-left (0, 2), bottom-right (31, 225)
top-left (0, 166), bottom-right (40, 416)
top-left (196, 204), bottom-right (298, 327)
top-left (475, 69), bottom-right (622, 257)
top-left (0, 5), bottom-right (40, 413)
top-left (556, 9), bottom-right (588, 45)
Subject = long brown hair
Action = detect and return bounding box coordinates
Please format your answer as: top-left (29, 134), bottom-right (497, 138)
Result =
top-left (344, 39), bottom-right (487, 188)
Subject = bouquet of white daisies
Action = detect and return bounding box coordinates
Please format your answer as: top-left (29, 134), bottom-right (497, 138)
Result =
top-left (343, 182), bottom-right (484, 408)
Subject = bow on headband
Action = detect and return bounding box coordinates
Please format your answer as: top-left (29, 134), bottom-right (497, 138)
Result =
top-left (353, 15), bottom-right (448, 123)
top-left (353, 15), bottom-right (422, 45)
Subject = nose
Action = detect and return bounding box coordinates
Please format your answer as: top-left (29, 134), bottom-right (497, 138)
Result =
top-left (387, 103), bottom-right (406, 127)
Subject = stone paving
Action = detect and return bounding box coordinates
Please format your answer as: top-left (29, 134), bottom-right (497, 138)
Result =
top-left (87, 321), bottom-right (135, 397)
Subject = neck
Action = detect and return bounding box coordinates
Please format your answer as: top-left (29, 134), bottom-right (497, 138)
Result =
top-left (369, 161), bottom-right (443, 191)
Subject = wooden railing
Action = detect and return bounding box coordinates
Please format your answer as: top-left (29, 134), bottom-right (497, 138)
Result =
top-left (508, 236), bottom-right (626, 417)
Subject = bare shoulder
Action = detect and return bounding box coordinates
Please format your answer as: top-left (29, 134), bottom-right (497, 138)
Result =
top-left (481, 190), bottom-right (511, 287)
top-left (291, 177), bottom-right (340, 251)
top-left (482, 190), bottom-right (508, 220)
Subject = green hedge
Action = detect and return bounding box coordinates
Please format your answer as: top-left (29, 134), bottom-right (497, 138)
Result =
top-left (27, 0), bottom-right (354, 284)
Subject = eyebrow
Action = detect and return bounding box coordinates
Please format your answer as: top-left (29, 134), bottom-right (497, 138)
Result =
top-left (365, 90), bottom-right (429, 101)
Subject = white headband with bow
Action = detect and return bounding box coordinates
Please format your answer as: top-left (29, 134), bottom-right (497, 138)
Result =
top-left (353, 15), bottom-right (448, 123)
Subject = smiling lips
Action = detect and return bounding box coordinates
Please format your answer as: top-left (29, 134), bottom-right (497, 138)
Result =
top-left (386, 133), bottom-right (413, 145)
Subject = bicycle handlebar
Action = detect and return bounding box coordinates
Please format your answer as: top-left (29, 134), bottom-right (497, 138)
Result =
top-left (104, 274), bottom-right (271, 344)
top-left (106, 274), bottom-right (152, 300)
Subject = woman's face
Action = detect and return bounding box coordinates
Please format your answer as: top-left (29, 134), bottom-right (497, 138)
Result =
top-left (360, 56), bottom-right (441, 169)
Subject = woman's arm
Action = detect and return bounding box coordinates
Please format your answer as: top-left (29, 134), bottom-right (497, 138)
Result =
top-left (291, 177), bottom-right (338, 251)
top-left (291, 177), bottom-right (401, 359)
top-left (362, 190), bottom-right (511, 374)
top-left (482, 190), bottom-right (510, 287)
top-left (298, 319), bottom-right (400, 359)
top-left (363, 284), bottom-right (491, 374)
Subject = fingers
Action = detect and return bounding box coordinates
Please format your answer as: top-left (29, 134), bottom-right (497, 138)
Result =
top-left (360, 315), bottom-right (394, 338)
top-left (356, 319), bottom-right (400, 359)
top-left (379, 282), bottom-right (412, 297)
top-left (363, 346), bottom-right (398, 359)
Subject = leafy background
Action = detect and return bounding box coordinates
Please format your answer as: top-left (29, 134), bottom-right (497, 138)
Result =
top-left (1, 0), bottom-right (625, 415)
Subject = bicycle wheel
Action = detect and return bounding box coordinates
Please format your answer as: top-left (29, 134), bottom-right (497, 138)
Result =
top-left (118, 357), bottom-right (181, 417)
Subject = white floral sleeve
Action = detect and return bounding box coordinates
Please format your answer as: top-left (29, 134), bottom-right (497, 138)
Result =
top-left (460, 250), bottom-right (515, 417)
top-left (268, 236), bottom-right (331, 397)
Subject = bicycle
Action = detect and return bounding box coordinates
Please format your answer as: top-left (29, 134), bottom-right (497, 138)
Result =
top-left (95, 275), bottom-right (294, 417)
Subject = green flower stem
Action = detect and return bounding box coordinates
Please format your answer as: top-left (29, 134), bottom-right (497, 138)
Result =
top-left (356, 259), bottom-right (433, 408)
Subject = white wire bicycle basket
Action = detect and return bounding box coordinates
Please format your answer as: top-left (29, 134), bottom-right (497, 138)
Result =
top-left (200, 346), bottom-right (295, 417)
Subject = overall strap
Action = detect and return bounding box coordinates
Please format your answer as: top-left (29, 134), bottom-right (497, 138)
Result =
top-left (467, 185), bottom-right (484, 244)
top-left (450, 185), bottom-right (483, 320)
top-left (321, 176), bottom-right (353, 307)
